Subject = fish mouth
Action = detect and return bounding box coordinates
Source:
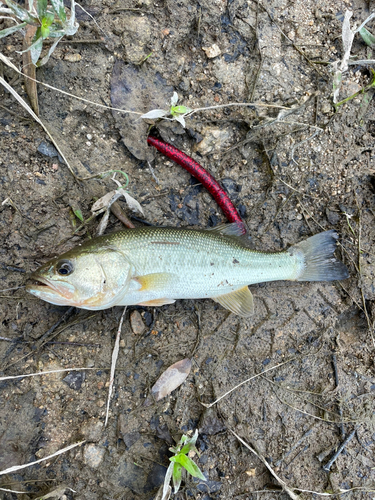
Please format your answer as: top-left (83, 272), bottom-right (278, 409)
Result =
top-left (26, 275), bottom-right (76, 306)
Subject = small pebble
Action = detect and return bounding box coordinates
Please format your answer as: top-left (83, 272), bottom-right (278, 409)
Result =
top-left (130, 310), bottom-right (146, 335)
top-left (202, 44), bottom-right (221, 58)
top-left (64, 53), bottom-right (82, 62)
top-left (83, 444), bottom-right (106, 468)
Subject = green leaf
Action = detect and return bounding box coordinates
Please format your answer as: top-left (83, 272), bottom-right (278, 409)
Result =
top-left (40, 24), bottom-right (49, 37)
top-left (173, 454), bottom-right (206, 481)
top-left (73, 208), bottom-right (84, 221)
top-left (359, 27), bottom-right (375, 49)
top-left (43, 12), bottom-right (55, 27)
top-left (171, 105), bottom-right (191, 114)
top-left (174, 114), bottom-right (186, 128)
top-left (50, 0), bottom-right (66, 22)
top-left (179, 444), bottom-right (191, 455)
top-left (18, 28), bottom-right (44, 65)
top-left (0, 22), bottom-right (27, 39)
top-left (37, 0), bottom-right (48, 18)
top-left (172, 463), bottom-right (183, 493)
top-left (5, 0), bottom-right (38, 23)
top-left (30, 36), bottom-right (43, 65)
top-left (40, 12), bottom-right (54, 38)
top-left (37, 35), bottom-right (62, 66)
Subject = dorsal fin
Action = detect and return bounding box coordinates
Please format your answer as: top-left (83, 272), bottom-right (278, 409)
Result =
top-left (206, 223), bottom-right (254, 248)
top-left (206, 222), bottom-right (245, 237)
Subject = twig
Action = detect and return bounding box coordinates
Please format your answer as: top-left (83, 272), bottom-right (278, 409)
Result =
top-left (260, 2), bottom-right (325, 78)
top-left (0, 441), bottom-right (85, 476)
top-left (331, 353), bottom-right (345, 439)
top-left (22, 0), bottom-right (39, 115)
top-left (185, 101), bottom-right (291, 119)
top-left (274, 427), bottom-right (314, 467)
top-left (0, 53), bottom-right (142, 117)
top-left (200, 357), bottom-right (295, 408)
top-left (290, 128), bottom-right (322, 165)
top-left (355, 199), bottom-right (375, 348)
top-left (0, 367), bottom-right (96, 382)
top-left (58, 38), bottom-right (105, 43)
top-left (230, 429), bottom-right (300, 500)
top-left (110, 201), bottom-right (135, 229)
top-left (147, 160), bottom-right (160, 184)
top-left (105, 307), bottom-right (127, 427)
top-left (230, 429), bottom-right (373, 497)
top-left (0, 103), bottom-right (32, 121)
top-left (0, 487), bottom-right (27, 494)
top-left (323, 428), bottom-right (357, 472)
top-left (33, 307), bottom-right (75, 349)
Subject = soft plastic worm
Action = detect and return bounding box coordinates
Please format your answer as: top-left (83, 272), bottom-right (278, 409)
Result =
top-left (147, 135), bottom-right (246, 234)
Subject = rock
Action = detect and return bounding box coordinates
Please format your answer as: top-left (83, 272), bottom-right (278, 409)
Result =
top-left (321, 101), bottom-right (332, 114)
top-left (62, 371), bottom-right (85, 391)
top-left (195, 126), bottom-right (233, 155)
top-left (326, 208), bottom-right (340, 225)
top-left (199, 408), bottom-right (226, 435)
top-left (111, 460), bottom-right (147, 494)
top-left (83, 444), bottom-right (106, 468)
top-left (144, 463), bottom-right (168, 492)
top-left (64, 53), bottom-right (82, 62)
top-left (179, 78), bottom-right (190, 91)
top-left (122, 431), bottom-right (141, 448)
top-left (80, 421), bottom-right (103, 441)
top-left (37, 140), bottom-right (64, 163)
top-left (130, 310), bottom-right (146, 335)
top-left (202, 44), bottom-right (221, 58)
top-left (221, 178), bottom-right (242, 203)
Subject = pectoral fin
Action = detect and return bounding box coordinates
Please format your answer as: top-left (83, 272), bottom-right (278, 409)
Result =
top-left (213, 286), bottom-right (254, 317)
top-left (134, 272), bottom-right (174, 291)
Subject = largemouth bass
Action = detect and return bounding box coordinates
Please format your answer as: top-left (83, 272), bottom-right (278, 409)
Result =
top-left (27, 224), bottom-right (348, 317)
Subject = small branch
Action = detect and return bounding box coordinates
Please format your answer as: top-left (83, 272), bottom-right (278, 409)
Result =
top-left (323, 428), bottom-right (357, 472)
top-left (0, 441), bottom-right (85, 476)
top-left (105, 307), bottom-right (127, 427)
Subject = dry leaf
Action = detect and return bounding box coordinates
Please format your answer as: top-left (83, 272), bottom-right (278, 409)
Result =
top-left (148, 359), bottom-right (192, 403)
top-left (91, 190), bottom-right (117, 213)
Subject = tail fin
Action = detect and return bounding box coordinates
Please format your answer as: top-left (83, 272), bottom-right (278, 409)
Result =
top-left (289, 230), bottom-right (349, 282)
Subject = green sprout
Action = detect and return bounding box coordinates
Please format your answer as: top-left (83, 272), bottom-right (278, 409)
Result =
top-left (0, 0), bottom-right (79, 66)
top-left (141, 92), bottom-right (192, 128)
top-left (161, 430), bottom-right (206, 499)
top-left (359, 26), bottom-right (375, 49)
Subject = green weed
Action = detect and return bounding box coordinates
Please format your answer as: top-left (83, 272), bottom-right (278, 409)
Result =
top-left (0, 0), bottom-right (78, 66)
top-left (161, 430), bottom-right (206, 499)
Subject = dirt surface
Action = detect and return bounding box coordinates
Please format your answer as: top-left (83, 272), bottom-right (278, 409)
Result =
top-left (1, 0), bottom-right (375, 499)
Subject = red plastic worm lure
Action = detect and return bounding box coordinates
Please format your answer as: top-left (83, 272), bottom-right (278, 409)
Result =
top-left (147, 135), bottom-right (246, 235)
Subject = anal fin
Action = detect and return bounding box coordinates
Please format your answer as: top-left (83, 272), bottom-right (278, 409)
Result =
top-left (212, 286), bottom-right (254, 317)
top-left (137, 298), bottom-right (176, 307)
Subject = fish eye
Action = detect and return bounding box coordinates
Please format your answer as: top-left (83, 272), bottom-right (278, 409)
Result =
top-left (56, 260), bottom-right (74, 276)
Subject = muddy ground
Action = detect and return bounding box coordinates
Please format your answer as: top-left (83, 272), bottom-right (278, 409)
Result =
top-left (1, 0), bottom-right (375, 498)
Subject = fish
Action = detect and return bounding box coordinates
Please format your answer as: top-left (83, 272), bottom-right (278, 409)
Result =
top-left (26, 224), bottom-right (349, 317)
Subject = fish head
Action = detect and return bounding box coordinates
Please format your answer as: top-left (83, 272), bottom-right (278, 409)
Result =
top-left (27, 245), bottom-right (133, 310)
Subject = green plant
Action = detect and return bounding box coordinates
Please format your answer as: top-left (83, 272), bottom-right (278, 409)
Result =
top-left (0, 0), bottom-right (78, 66)
top-left (161, 430), bottom-right (206, 499)
top-left (141, 92), bottom-right (192, 128)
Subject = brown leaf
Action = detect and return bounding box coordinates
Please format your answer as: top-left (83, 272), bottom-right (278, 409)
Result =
top-left (147, 359), bottom-right (192, 403)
